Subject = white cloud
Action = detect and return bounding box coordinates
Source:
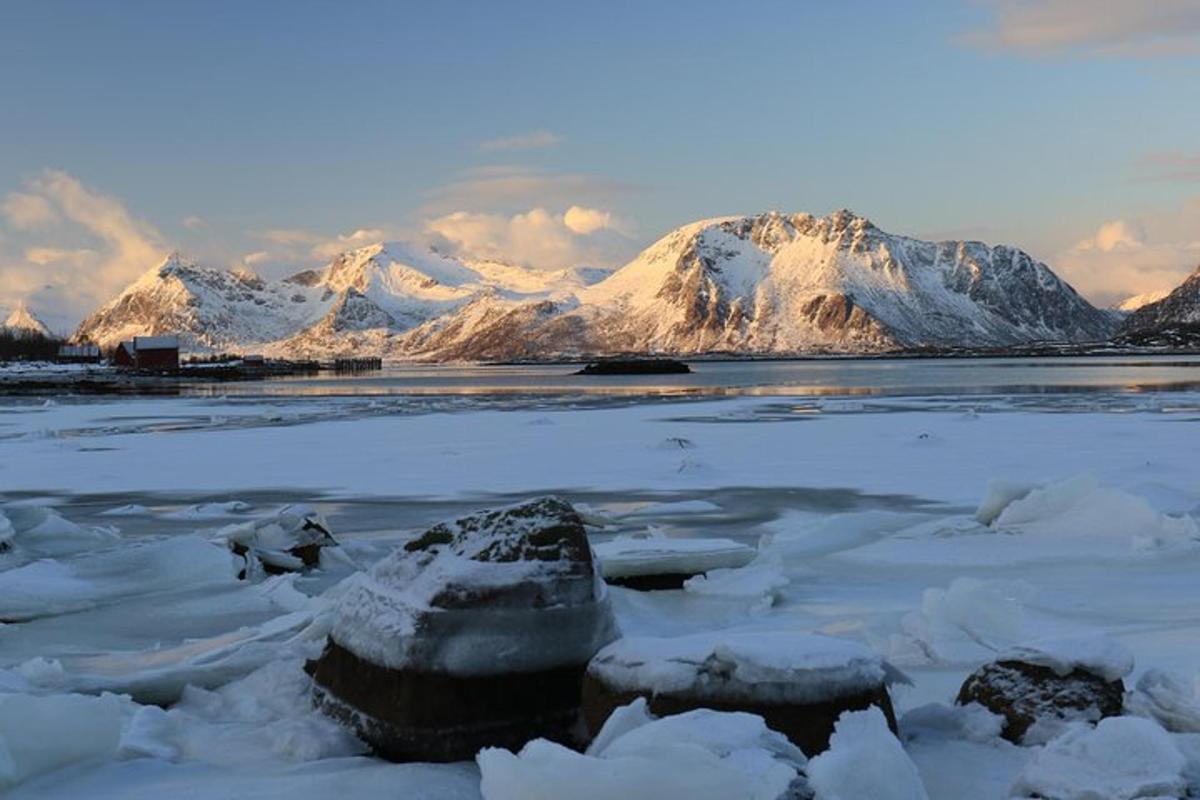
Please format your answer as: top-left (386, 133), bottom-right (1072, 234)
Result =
top-left (961, 0), bottom-right (1200, 56)
top-left (0, 170), bottom-right (167, 329)
top-left (182, 215), bottom-right (207, 229)
top-left (249, 226), bottom-right (393, 270)
top-left (1053, 209), bottom-right (1200, 306)
top-left (2, 192), bottom-right (58, 229)
top-left (24, 246), bottom-right (96, 266)
top-left (425, 206), bottom-right (636, 270)
top-left (1074, 219), bottom-right (1145, 252)
top-left (478, 130), bottom-right (562, 152)
top-left (563, 205), bottom-right (619, 235)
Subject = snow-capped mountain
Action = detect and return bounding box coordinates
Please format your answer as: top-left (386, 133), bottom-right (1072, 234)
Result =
top-left (3, 302), bottom-right (53, 338)
top-left (75, 211), bottom-right (1116, 359)
top-left (1117, 266), bottom-right (1200, 338)
top-left (1114, 289), bottom-right (1173, 313)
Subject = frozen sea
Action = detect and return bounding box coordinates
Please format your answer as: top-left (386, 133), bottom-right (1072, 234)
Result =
top-left (3, 355), bottom-right (1200, 798)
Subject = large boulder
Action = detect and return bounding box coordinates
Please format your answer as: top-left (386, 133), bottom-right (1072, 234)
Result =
top-left (582, 630), bottom-right (900, 756)
top-left (956, 636), bottom-right (1132, 744)
top-left (306, 496), bottom-right (619, 762)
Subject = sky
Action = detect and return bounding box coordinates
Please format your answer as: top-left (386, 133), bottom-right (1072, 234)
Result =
top-left (1, 0), bottom-right (1199, 331)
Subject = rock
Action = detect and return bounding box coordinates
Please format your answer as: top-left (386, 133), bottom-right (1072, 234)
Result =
top-left (306, 496), bottom-right (619, 762)
top-left (956, 660), bottom-right (1126, 744)
top-left (582, 630), bottom-right (900, 756)
top-left (593, 536), bottom-right (757, 590)
top-left (575, 359), bottom-right (691, 375)
top-left (217, 505), bottom-right (337, 578)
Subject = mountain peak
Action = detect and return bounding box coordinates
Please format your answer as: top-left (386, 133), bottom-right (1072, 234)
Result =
top-left (4, 300), bottom-right (52, 338)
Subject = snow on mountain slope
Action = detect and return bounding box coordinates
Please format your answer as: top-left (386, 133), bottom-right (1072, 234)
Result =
top-left (74, 254), bottom-right (334, 351)
top-left (75, 212), bottom-right (1115, 359)
top-left (1118, 266), bottom-right (1200, 337)
top-left (1115, 289), bottom-right (1172, 313)
top-left (3, 302), bottom-right (53, 338)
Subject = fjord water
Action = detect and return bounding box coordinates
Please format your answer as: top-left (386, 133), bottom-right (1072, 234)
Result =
top-left (187, 355), bottom-right (1200, 398)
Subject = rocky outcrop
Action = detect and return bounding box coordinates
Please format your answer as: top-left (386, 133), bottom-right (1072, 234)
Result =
top-left (306, 497), bottom-right (618, 762)
top-left (956, 660), bottom-right (1126, 743)
top-left (581, 630), bottom-right (900, 756)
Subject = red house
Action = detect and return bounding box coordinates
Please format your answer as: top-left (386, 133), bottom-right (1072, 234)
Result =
top-left (113, 336), bottom-right (181, 370)
top-left (132, 336), bottom-right (180, 370)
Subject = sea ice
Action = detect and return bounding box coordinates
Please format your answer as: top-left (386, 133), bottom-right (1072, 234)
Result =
top-left (0, 535), bottom-right (238, 622)
top-left (477, 699), bottom-right (806, 800)
top-left (1010, 717), bottom-right (1187, 800)
top-left (0, 692), bottom-right (124, 790)
top-left (592, 535), bottom-right (757, 580)
top-left (805, 706), bottom-right (930, 800)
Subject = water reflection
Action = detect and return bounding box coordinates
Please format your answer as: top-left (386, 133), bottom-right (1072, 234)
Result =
top-left (179, 355), bottom-right (1200, 399)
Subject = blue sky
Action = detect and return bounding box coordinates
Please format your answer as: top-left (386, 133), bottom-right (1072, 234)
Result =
top-left (2, 0), bottom-right (1199, 328)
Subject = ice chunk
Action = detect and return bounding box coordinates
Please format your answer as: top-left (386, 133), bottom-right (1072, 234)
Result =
top-left (992, 475), bottom-right (1199, 551)
top-left (1011, 717), bottom-right (1186, 800)
top-left (998, 634), bottom-right (1134, 682)
top-left (898, 702), bottom-right (1006, 745)
top-left (0, 692), bottom-right (123, 789)
top-left (975, 479), bottom-right (1035, 525)
top-left (588, 630), bottom-right (889, 705)
top-left (97, 504), bottom-right (149, 517)
top-left (887, 577), bottom-right (1034, 666)
top-left (215, 504), bottom-right (337, 575)
top-left (162, 500), bottom-right (252, 520)
top-left (478, 701), bottom-right (805, 800)
top-left (682, 557), bottom-right (788, 612)
top-left (1127, 669), bottom-right (1200, 733)
top-left (805, 706), bottom-right (930, 800)
top-left (0, 505), bottom-right (119, 560)
top-left (0, 536), bottom-right (237, 622)
top-left (593, 536), bottom-right (756, 580)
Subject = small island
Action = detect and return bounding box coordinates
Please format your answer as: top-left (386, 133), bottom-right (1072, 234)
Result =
top-left (574, 358), bottom-right (692, 376)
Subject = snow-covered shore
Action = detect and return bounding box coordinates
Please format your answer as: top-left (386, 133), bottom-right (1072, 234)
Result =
top-left (2, 389), bottom-right (1200, 798)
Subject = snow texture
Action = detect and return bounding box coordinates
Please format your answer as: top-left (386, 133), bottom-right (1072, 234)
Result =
top-left (998, 635), bottom-right (1134, 682)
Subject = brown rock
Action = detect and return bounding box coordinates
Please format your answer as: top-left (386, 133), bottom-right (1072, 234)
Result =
top-left (956, 660), bottom-right (1125, 743)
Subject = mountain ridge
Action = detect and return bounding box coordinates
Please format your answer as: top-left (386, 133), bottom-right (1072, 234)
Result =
top-left (74, 211), bottom-right (1118, 360)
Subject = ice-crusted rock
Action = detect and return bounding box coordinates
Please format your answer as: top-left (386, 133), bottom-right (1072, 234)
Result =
top-left (306, 496), bottom-right (619, 762)
top-left (1011, 717), bottom-right (1186, 800)
top-left (806, 706), bottom-right (930, 800)
top-left (216, 505), bottom-right (338, 577)
top-left (477, 698), bottom-right (808, 800)
top-left (593, 535), bottom-right (757, 590)
top-left (956, 636), bottom-right (1132, 744)
top-left (582, 630), bottom-right (900, 755)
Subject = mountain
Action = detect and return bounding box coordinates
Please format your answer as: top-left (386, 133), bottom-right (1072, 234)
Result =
top-left (1116, 266), bottom-right (1200, 344)
top-left (1114, 289), bottom-right (1172, 313)
top-left (3, 302), bottom-right (53, 338)
top-left (75, 211), bottom-right (1116, 360)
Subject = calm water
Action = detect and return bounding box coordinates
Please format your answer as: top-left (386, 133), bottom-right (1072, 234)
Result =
top-left (184, 355), bottom-right (1200, 398)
